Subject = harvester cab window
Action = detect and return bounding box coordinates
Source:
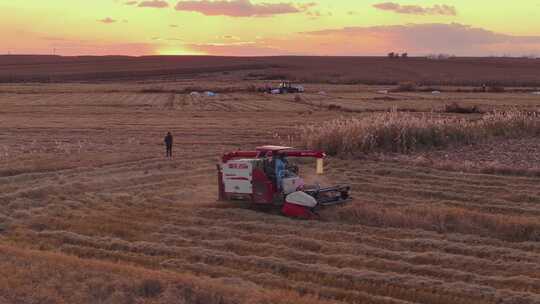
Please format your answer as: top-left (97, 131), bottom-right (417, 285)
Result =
top-left (281, 156), bottom-right (297, 177)
top-left (263, 157), bottom-right (276, 180)
top-left (275, 155), bottom-right (287, 190)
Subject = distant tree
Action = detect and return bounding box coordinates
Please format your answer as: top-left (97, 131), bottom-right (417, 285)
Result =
top-left (388, 52), bottom-right (395, 59)
top-left (401, 52), bottom-right (408, 58)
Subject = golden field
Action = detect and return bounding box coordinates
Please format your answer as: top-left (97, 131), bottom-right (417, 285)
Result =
top-left (1, 77), bottom-right (540, 304)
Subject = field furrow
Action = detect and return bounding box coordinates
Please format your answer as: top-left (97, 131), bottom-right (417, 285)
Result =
top-left (2, 84), bottom-right (540, 303)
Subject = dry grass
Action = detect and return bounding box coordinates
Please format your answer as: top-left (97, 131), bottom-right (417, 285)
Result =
top-left (301, 109), bottom-right (540, 155)
top-left (0, 245), bottom-right (331, 304)
top-left (381, 136), bottom-right (540, 177)
top-left (324, 203), bottom-right (540, 242)
top-left (443, 102), bottom-right (482, 114)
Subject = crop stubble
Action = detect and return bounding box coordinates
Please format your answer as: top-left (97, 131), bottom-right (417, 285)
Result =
top-left (0, 83), bottom-right (539, 303)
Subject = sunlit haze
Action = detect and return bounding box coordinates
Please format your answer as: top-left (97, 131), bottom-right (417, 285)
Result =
top-left (2, 0), bottom-right (540, 56)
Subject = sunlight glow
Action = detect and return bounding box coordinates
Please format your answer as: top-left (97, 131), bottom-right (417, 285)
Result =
top-left (0, 1), bottom-right (539, 56)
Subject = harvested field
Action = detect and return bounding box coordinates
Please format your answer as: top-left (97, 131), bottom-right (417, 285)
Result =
top-left (388, 137), bottom-right (540, 176)
top-left (1, 79), bottom-right (540, 303)
top-left (2, 55), bottom-right (540, 86)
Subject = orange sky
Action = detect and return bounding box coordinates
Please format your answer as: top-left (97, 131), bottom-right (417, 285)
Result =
top-left (1, 1), bottom-right (539, 56)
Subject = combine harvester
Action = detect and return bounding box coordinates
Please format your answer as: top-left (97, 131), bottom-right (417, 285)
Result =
top-left (218, 146), bottom-right (351, 219)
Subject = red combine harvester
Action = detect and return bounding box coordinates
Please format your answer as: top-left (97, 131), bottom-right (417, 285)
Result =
top-left (218, 146), bottom-right (351, 219)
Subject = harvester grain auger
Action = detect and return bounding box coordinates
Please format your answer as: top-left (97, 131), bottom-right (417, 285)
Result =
top-left (217, 146), bottom-right (351, 219)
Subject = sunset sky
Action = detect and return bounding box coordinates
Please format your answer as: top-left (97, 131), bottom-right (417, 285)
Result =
top-left (1, 0), bottom-right (539, 56)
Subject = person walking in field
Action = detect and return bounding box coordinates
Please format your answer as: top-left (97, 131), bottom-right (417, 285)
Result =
top-left (164, 132), bottom-right (173, 158)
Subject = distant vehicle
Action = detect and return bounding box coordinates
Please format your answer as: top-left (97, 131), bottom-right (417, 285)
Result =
top-left (260, 81), bottom-right (305, 94)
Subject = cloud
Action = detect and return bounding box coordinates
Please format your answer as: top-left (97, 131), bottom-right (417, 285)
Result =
top-left (44, 40), bottom-right (156, 56)
top-left (298, 2), bottom-right (317, 10)
top-left (98, 17), bottom-right (117, 24)
top-left (302, 23), bottom-right (540, 56)
top-left (174, 0), bottom-right (309, 17)
top-left (41, 36), bottom-right (69, 41)
top-left (138, 0), bottom-right (170, 8)
top-left (305, 23), bottom-right (540, 44)
top-left (373, 2), bottom-right (457, 16)
top-left (125, 1), bottom-right (138, 5)
top-left (186, 41), bottom-right (294, 55)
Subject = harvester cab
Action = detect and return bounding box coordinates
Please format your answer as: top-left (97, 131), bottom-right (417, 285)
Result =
top-left (218, 146), bottom-right (351, 219)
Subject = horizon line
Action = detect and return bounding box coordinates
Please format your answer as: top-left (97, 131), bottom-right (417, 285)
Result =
top-left (1, 54), bottom-right (539, 59)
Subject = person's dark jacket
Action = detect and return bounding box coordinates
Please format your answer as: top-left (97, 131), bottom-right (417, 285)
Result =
top-left (164, 134), bottom-right (173, 147)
